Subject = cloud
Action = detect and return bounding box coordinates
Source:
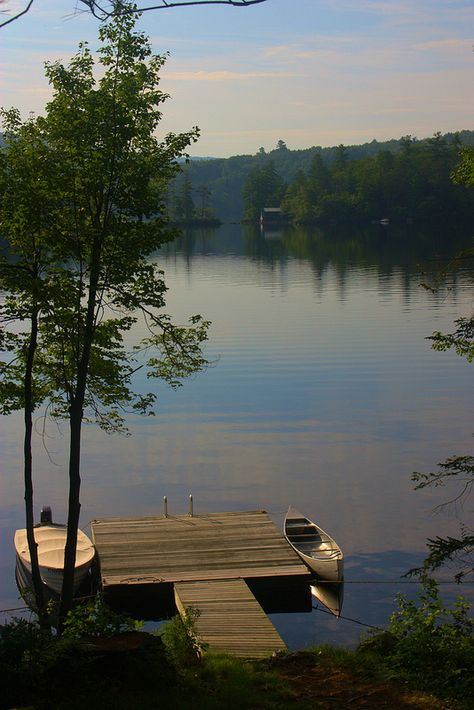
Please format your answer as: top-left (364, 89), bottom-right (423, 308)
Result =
top-left (260, 41), bottom-right (357, 65)
top-left (414, 38), bottom-right (473, 51)
top-left (165, 69), bottom-right (300, 82)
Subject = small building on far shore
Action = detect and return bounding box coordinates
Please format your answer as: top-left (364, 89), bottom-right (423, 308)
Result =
top-left (260, 207), bottom-right (288, 227)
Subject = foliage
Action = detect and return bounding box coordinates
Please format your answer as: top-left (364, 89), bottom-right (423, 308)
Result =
top-left (242, 159), bottom-right (286, 220)
top-left (429, 317), bottom-right (474, 362)
top-left (2, 611), bottom-right (461, 710)
top-left (1, 612), bottom-right (291, 710)
top-left (281, 133), bottom-right (473, 224)
top-left (419, 528), bottom-right (474, 585)
top-left (410, 143), bottom-right (474, 584)
top-left (372, 577), bottom-right (474, 704)
top-left (0, 111), bottom-right (61, 626)
top-left (61, 596), bottom-right (142, 639)
top-left (411, 456), bottom-right (474, 583)
top-left (0, 617), bottom-right (49, 708)
top-left (0, 608), bottom-right (175, 710)
top-left (0, 6), bottom-right (210, 628)
top-left (168, 171), bottom-right (220, 225)
top-left (0, 10), bottom-right (209, 428)
top-left (160, 607), bottom-right (203, 667)
top-left (452, 146), bottom-right (474, 188)
top-left (0, 616), bottom-right (50, 681)
top-left (173, 130), bottom-right (474, 222)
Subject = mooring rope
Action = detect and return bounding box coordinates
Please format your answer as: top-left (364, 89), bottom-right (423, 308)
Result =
top-left (311, 603), bottom-right (384, 631)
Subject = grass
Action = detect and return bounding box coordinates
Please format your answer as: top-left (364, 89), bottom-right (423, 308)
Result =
top-left (156, 653), bottom-right (299, 710)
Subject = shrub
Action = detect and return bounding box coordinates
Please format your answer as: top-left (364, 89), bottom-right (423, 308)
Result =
top-left (160, 607), bottom-right (204, 668)
top-left (0, 617), bottom-right (51, 708)
top-left (0, 602), bottom-right (175, 710)
top-left (361, 576), bottom-right (474, 705)
top-left (61, 595), bottom-right (142, 639)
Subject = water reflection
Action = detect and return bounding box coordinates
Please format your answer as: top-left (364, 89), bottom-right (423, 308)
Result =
top-left (1, 224), bottom-right (473, 640)
top-left (164, 224), bottom-right (472, 313)
top-left (272, 550), bottom-right (474, 649)
top-left (168, 221), bottom-right (472, 269)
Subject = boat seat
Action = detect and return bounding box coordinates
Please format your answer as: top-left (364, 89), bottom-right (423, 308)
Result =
top-left (288, 533), bottom-right (322, 541)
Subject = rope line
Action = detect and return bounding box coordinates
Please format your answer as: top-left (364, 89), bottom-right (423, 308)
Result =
top-left (311, 604), bottom-right (384, 631)
top-left (314, 579), bottom-right (474, 585)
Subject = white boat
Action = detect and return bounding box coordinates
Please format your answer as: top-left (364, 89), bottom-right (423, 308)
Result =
top-left (14, 512), bottom-right (95, 596)
top-left (284, 505), bottom-right (344, 584)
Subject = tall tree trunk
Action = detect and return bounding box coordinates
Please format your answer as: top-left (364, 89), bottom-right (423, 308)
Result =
top-left (58, 252), bottom-right (101, 633)
top-left (57, 399), bottom-right (83, 632)
top-left (24, 307), bottom-right (49, 629)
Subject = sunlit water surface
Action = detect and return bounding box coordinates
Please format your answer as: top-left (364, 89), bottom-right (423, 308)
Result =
top-left (1, 224), bottom-right (473, 647)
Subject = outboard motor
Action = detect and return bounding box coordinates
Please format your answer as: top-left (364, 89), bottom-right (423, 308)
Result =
top-left (40, 506), bottom-right (52, 525)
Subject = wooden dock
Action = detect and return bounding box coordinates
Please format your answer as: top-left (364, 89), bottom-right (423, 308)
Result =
top-left (91, 510), bottom-right (311, 657)
top-left (174, 579), bottom-right (287, 658)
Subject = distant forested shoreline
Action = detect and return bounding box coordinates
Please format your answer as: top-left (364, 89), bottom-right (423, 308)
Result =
top-left (168, 130), bottom-right (474, 225)
top-left (2, 129), bottom-right (472, 228)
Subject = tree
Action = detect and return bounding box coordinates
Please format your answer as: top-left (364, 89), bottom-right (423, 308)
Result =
top-left (281, 170), bottom-right (312, 222)
top-left (453, 146), bottom-right (474, 188)
top-left (0, 10), bottom-right (209, 629)
top-left (173, 172), bottom-right (196, 223)
top-left (0, 0), bottom-right (268, 29)
top-left (412, 455), bottom-right (474, 582)
top-left (242, 160), bottom-right (285, 221)
top-left (411, 147), bottom-right (474, 583)
top-left (411, 314), bottom-right (474, 582)
top-left (0, 113), bottom-right (59, 628)
top-left (195, 184), bottom-right (213, 220)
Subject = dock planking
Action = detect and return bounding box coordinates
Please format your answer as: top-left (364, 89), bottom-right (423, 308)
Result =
top-left (91, 510), bottom-right (309, 587)
top-left (91, 510), bottom-right (310, 658)
top-left (174, 578), bottom-right (287, 658)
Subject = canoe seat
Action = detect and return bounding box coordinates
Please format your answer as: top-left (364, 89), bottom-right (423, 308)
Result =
top-left (288, 533), bottom-right (322, 542)
top-left (287, 525), bottom-right (323, 535)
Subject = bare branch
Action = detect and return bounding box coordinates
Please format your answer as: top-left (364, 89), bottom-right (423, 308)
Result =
top-left (0, 0), bottom-right (267, 27)
top-left (82, 0), bottom-right (269, 15)
top-left (0, 0), bottom-right (34, 29)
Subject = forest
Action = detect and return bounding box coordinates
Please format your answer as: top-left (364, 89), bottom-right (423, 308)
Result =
top-left (170, 130), bottom-right (474, 225)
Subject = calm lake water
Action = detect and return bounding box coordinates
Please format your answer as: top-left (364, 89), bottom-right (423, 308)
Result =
top-left (1, 223), bottom-right (473, 647)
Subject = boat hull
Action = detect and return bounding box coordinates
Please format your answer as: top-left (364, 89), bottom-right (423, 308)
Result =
top-left (284, 506), bottom-right (344, 584)
top-left (295, 548), bottom-right (343, 583)
top-left (16, 551), bottom-right (93, 595)
top-left (14, 524), bottom-right (95, 596)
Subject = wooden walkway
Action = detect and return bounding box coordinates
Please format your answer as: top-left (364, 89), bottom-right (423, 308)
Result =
top-left (91, 510), bottom-right (310, 658)
top-left (174, 578), bottom-right (287, 658)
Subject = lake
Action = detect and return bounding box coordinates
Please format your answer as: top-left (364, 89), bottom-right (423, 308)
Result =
top-left (1, 222), bottom-right (473, 647)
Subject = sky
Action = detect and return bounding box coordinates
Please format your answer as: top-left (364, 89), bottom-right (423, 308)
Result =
top-left (0, 0), bottom-right (473, 157)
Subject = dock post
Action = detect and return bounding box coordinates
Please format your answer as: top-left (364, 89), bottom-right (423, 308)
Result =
top-left (163, 496), bottom-right (168, 518)
top-left (189, 494), bottom-right (193, 517)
